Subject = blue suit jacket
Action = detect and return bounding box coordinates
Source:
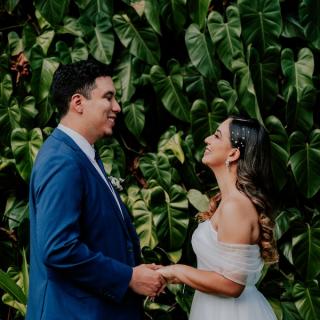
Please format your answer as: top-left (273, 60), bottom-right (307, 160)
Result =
top-left (27, 129), bottom-right (142, 320)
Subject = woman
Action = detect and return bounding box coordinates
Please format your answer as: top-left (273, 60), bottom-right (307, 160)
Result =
top-left (157, 116), bottom-right (278, 320)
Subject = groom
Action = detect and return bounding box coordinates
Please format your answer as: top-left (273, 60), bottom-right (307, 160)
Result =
top-left (27, 59), bottom-right (164, 319)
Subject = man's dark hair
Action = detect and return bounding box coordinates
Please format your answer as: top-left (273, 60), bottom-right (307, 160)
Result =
top-left (50, 59), bottom-right (112, 118)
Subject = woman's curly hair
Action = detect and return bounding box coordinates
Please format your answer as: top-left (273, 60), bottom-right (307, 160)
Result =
top-left (197, 116), bottom-right (279, 264)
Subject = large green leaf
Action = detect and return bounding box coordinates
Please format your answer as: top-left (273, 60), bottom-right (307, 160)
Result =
top-left (249, 46), bottom-right (279, 110)
top-left (0, 98), bottom-right (21, 144)
top-left (292, 224), bottom-right (320, 280)
top-left (4, 196), bottom-right (29, 230)
top-left (55, 38), bottom-right (89, 64)
top-left (98, 138), bottom-right (126, 177)
top-left (89, 13), bottom-right (114, 64)
top-left (191, 98), bottom-right (228, 149)
top-left (207, 5), bottom-right (244, 71)
top-left (158, 126), bottom-right (185, 163)
top-left (185, 23), bottom-right (220, 81)
top-left (293, 282), bottom-right (320, 320)
top-left (127, 185), bottom-right (158, 249)
top-left (144, 0), bottom-right (161, 35)
top-left (20, 96), bottom-right (38, 128)
top-left (113, 14), bottom-right (160, 65)
top-left (281, 48), bottom-right (314, 101)
top-left (11, 128), bottom-right (43, 182)
top-left (238, 0), bottom-right (281, 53)
top-left (274, 208), bottom-right (302, 241)
top-left (8, 32), bottom-right (23, 56)
top-left (265, 116), bottom-right (289, 191)
top-left (217, 80), bottom-right (238, 113)
top-left (281, 302), bottom-right (303, 320)
top-left (0, 72), bottom-right (13, 105)
top-left (232, 57), bottom-right (262, 122)
top-left (123, 100), bottom-right (145, 139)
top-left (159, 0), bottom-right (187, 32)
top-left (188, 0), bottom-right (210, 30)
top-left (57, 16), bottom-right (84, 37)
top-left (150, 64), bottom-right (190, 122)
top-left (29, 44), bottom-right (59, 125)
top-left (139, 153), bottom-right (172, 189)
top-left (4, 0), bottom-right (20, 14)
top-left (289, 130), bottom-right (320, 198)
top-left (35, 0), bottom-right (70, 25)
top-left (147, 183), bottom-right (189, 251)
top-left (299, 0), bottom-right (320, 50)
top-left (78, 0), bottom-right (113, 18)
top-left (187, 189), bottom-right (210, 212)
top-left (113, 51), bottom-right (138, 104)
top-left (0, 269), bottom-right (27, 305)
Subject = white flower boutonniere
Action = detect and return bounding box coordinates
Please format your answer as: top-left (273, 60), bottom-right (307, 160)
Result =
top-left (109, 176), bottom-right (125, 192)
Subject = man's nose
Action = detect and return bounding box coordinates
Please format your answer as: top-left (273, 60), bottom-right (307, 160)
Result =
top-left (113, 99), bottom-right (121, 113)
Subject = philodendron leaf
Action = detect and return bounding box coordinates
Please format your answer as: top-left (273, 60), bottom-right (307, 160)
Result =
top-left (281, 48), bottom-right (314, 100)
top-left (123, 100), bottom-right (145, 139)
top-left (249, 46), bottom-right (280, 110)
top-left (11, 128), bottom-right (43, 182)
top-left (185, 23), bottom-right (220, 81)
top-left (217, 80), bottom-right (238, 113)
top-left (0, 269), bottom-right (27, 306)
top-left (292, 281), bottom-right (320, 320)
top-left (208, 5), bottom-right (244, 71)
top-left (126, 185), bottom-right (158, 249)
top-left (0, 72), bottom-right (12, 105)
top-left (238, 0), bottom-right (281, 53)
top-left (289, 130), bottom-right (320, 198)
top-left (113, 14), bottom-right (160, 65)
top-left (139, 153), bottom-right (172, 189)
top-left (265, 116), bottom-right (289, 191)
top-left (274, 208), bottom-right (302, 241)
top-left (89, 13), bottom-right (114, 64)
top-left (292, 224), bottom-right (320, 280)
top-left (188, 0), bottom-right (210, 30)
top-left (35, 0), bottom-right (70, 25)
top-left (144, 0), bottom-right (161, 35)
top-left (113, 51), bottom-right (139, 104)
top-left (4, 196), bottom-right (29, 230)
top-left (29, 44), bottom-right (59, 126)
top-left (160, 0), bottom-right (187, 32)
top-left (191, 98), bottom-right (228, 149)
top-left (187, 189), bottom-right (210, 212)
top-left (299, 0), bottom-right (320, 50)
top-left (0, 98), bottom-right (21, 144)
top-left (150, 65), bottom-right (190, 122)
top-left (147, 183), bottom-right (189, 251)
top-left (232, 57), bottom-right (262, 123)
top-left (158, 126), bottom-right (185, 163)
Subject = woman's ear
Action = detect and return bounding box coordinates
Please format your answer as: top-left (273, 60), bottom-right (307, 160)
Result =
top-left (227, 147), bottom-right (241, 163)
top-left (70, 93), bottom-right (83, 114)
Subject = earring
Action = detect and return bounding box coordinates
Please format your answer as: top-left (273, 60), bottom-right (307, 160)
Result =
top-left (225, 159), bottom-right (230, 169)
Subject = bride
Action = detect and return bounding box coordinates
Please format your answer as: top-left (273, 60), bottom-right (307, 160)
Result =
top-left (157, 116), bottom-right (278, 320)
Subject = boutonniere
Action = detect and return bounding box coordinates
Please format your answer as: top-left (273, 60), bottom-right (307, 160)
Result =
top-left (109, 176), bottom-right (125, 192)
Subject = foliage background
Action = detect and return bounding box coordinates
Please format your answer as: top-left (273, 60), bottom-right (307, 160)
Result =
top-left (0, 0), bottom-right (319, 319)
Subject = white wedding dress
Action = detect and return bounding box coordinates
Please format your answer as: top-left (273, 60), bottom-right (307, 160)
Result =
top-left (189, 220), bottom-right (277, 320)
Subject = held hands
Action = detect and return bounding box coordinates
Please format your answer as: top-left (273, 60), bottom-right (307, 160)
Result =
top-left (129, 264), bottom-right (166, 297)
top-left (156, 265), bottom-right (181, 284)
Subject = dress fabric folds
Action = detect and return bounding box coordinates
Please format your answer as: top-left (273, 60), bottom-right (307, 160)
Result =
top-left (189, 220), bottom-right (277, 320)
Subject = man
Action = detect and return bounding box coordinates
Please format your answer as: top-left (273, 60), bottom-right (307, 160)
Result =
top-left (27, 59), bottom-right (164, 320)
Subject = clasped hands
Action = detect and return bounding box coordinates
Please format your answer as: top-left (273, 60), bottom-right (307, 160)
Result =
top-left (129, 264), bottom-right (180, 298)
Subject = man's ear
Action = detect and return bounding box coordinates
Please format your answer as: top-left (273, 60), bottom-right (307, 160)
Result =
top-left (70, 93), bottom-right (83, 114)
top-left (227, 147), bottom-right (240, 163)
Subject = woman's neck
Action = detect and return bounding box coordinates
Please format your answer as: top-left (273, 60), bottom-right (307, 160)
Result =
top-left (212, 165), bottom-right (238, 200)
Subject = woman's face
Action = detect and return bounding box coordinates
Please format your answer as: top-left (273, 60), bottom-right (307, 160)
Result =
top-left (202, 119), bottom-right (233, 168)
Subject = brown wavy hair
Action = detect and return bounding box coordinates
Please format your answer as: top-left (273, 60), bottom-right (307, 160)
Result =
top-left (197, 116), bottom-right (279, 264)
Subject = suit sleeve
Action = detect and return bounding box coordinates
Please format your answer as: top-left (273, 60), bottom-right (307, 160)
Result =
top-left (33, 156), bottom-right (132, 303)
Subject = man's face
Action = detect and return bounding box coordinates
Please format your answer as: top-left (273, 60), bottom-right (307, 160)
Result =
top-left (82, 76), bottom-right (121, 140)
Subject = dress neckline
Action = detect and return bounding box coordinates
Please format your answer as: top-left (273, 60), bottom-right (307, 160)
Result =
top-left (206, 219), bottom-right (260, 248)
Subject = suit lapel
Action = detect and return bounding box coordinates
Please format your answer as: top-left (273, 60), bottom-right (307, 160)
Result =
top-left (51, 129), bottom-right (131, 238)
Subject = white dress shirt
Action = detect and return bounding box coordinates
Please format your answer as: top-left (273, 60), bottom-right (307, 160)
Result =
top-left (57, 124), bottom-right (124, 218)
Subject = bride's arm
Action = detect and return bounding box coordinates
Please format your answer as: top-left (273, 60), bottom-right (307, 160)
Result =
top-left (158, 265), bottom-right (244, 298)
top-left (159, 200), bottom-right (257, 298)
